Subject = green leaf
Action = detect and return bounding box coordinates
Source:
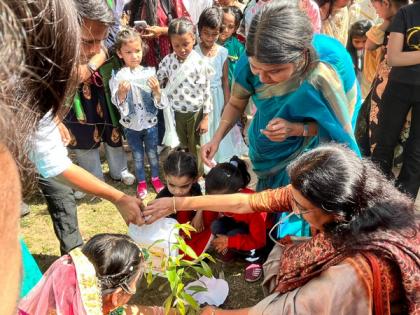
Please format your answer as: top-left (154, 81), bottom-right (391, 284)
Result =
top-left (177, 298), bottom-right (186, 315)
top-left (179, 260), bottom-right (195, 267)
top-left (146, 270), bottom-right (154, 286)
top-left (164, 295), bottom-right (173, 315)
top-left (176, 282), bottom-right (184, 294)
top-left (192, 266), bottom-right (205, 275)
top-left (187, 285), bottom-right (208, 293)
top-left (201, 253), bottom-right (216, 263)
top-left (176, 236), bottom-right (188, 253)
top-left (181, 292), bottom-right (199, 309)
top-left (200, 260), bottom-right (213, 278)
top-left (183, 245), bottom-right (198, 260)
top-left (166, 269), bottom-right (177, 290)
top-left (183, 270), bottom-right (194, 280)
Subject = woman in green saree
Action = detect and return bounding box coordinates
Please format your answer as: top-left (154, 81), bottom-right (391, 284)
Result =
top-left (201, 1), bottom-right (361, 238)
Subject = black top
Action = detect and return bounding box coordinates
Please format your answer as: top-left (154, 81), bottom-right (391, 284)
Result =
top-left (388, 2), bottom-right (420, 85)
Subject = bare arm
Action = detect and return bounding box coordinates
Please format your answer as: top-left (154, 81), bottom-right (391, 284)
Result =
top-left (78, 48), bottom-right (107, 83)
top-left (201, 94), bottom-right (249, 166)
top-left (387, 32), bottom-right (420, 67)
top-left (144, 186), bottom-right (293, 224)
top-left (222, 60), bottom-right (230, 108)
top-left (56, 164), bottom-right (145, 225)
top-left (143, 193), bottom-right (253, 224)
top-left (200, 306), bottom-right (250, 315)
top-left (365, 21), bottom-right (389, 51)
top-left (213, 95), bottom-right (248, 142)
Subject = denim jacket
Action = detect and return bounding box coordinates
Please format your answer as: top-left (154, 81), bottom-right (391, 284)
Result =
top-left (110, 66), bottom-right (159, 131)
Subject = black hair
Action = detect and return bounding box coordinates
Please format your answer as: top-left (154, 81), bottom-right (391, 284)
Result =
top-left (82, 233), bottom-right (142, 293)
top-left (115, 27), bottom-right (143, 50)
top-left (346, 20), bottom-right (372, 72)
top-left (74, 0), bottom-right (114, 25)
top-left (247, 1), bottom-right (317, 77)
top-left (288, 144), bottom-right (418, 246)
top-left (314, 0), bottom-right (333, 20)
top-left (114, 27), bottom-right (149, 57)
top-left (198, 6), bottom-right (224, 32)
top-left (168, 17), bottom-right (195, 38)
top-left (222, 6), bottom-right (243, 28)
top-left (6, 0), bottom-right (80, 196)
top-left (163, 148), bottom-right (198, 179)
top-left (205, 156), bottom-right (250, 194)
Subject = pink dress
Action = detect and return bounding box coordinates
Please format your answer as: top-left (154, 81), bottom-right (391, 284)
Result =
top-left (300, 0), bottom-right (322, 34)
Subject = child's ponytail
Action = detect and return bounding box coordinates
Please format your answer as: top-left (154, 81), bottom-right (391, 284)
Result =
top-left (205, 156), bottom-right (251, 194)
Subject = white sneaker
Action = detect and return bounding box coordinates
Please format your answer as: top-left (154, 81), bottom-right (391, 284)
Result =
top-left (121, 169), bottom-right (135, 186)
top-left (74, 191), bottom-right (86, 200)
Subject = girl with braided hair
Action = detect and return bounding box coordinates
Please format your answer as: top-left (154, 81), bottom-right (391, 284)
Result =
top-left (18, 234), bottom-right (170, 315)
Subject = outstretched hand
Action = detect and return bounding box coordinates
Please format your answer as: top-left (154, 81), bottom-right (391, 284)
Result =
top-left (201, 139), bottom-right (219, 167)
top-left (143, 197), bottom-right (174, 224)
top-left (114, 194), bottom-right (146, 226)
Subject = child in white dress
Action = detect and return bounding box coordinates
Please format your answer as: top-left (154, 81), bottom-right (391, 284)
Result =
top-left (195, 7), bottom-right (248, 163)
top-left (157, 18), bottom-right (215, 175)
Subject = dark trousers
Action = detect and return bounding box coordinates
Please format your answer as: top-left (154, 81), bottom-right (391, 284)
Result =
top-left (39, 177), bottom-right (83, 255)
top-left (371, 80), bottom-right (420, 198)
top-left (157, 109), bottom-right (165, 145)
top-left (211, 216), bottom-right (263, 263)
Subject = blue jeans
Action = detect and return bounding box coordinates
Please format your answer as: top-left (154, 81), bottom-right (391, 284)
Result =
top-left (124, 126), bottom-right (160, 182)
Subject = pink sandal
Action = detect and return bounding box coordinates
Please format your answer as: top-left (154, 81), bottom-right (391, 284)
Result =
top-left (245, 263), bottom-right (263, 282)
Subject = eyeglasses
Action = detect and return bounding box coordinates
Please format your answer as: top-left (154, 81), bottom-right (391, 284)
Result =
top-left (291, 194), bottom-right (314, 216)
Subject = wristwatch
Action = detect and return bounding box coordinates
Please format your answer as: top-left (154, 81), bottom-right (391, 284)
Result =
top-left (302, 122), bottom-right (309, 137)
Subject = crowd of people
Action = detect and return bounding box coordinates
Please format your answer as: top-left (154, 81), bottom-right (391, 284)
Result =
top-left (1, 0), bottom-right (419, 314)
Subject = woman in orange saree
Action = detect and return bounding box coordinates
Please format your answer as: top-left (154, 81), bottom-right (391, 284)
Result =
top-left (145, 144), bottom-right (419, 314)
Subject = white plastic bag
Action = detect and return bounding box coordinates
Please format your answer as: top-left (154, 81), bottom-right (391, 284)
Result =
top-left (128, 218), bottom-right (179, 275)
top-left (161, 95), bottom-right (180, 148)
top-left (185, 276), bottom-right (229, 306)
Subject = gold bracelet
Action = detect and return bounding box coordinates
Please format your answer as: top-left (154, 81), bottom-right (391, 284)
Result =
top-left (172, 196), bottom-right (177, 214)
top-left (210, 307), bottom-right (217, 315)
top-left (220, 119), bottom-right (231, 126)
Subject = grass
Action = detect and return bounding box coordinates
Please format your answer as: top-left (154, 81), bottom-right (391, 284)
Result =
top-left (20, 149), bottom-right (264, 309)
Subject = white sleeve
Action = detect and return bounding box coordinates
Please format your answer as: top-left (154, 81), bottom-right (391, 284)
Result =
top-left (30, 114), bottom-right (72, 178)
top-left (110, 72), bottom-right (130, 116)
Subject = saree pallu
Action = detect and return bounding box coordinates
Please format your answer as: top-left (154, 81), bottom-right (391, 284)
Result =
top-left (18, 248), bottom-right (102, 315)
top-left (232, 34), bottom-right (361, 238)
top-left (251, 229), bottom-right (420, 315)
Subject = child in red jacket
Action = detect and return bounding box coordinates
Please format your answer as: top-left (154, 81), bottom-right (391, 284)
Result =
top-left (206, 156), bottom-right (266, 282)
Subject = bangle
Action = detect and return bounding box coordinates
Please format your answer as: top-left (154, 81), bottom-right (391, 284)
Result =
top-left (220, 119), bottom-right (231, 126)
top-left (172, 197), bottom-right (177, 214)
top-left (210, 307), bottom-right (217, 315)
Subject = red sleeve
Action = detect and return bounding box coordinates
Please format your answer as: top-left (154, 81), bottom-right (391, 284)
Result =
top-left (227, 213), bottom-right (266, 251)
top-left (172, 0), bottom-right (191, 20)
